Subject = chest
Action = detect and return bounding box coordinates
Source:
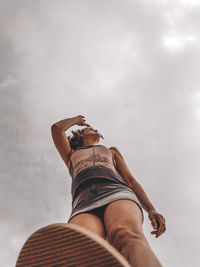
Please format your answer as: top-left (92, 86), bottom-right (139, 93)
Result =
top-left (67, 146), bottom-right (116, 173)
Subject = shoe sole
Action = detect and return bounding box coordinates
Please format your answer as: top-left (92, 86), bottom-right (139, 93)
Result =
top-left (16, 223), bottom-right (131, 267)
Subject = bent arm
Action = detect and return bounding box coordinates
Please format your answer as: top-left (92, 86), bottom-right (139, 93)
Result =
top-left (51, 117), bottom-right (78, 168)
top-left (110, 147), bottom-right (156, 213)
top-left (52, 117), bottom-right (78, 131)
top-left (51, 115), bottom-right (90, 169)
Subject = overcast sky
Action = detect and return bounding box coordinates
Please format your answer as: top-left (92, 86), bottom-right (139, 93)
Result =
top-left (0, 0), bottom-right (200, 266)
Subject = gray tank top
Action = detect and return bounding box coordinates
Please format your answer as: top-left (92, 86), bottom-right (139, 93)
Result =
top-left (69, 145), bottom-right (127, 199)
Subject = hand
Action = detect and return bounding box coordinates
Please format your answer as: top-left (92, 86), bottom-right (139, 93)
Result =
top-left (148, 210), bottom-right (166, 238)
top-left (74, 115), bottom-right (91, 127)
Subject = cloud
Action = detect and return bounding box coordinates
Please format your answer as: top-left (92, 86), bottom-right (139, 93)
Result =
top-left (0, 75), bottom-right (17, 89)
top-left (0, 1), bottom-right (200, 266)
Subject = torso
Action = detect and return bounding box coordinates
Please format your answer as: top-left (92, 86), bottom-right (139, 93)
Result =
top-left (66, 146), bottom-right (115, 173)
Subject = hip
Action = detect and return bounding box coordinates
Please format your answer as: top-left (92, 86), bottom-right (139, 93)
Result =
top-left (72, 178), bottom-right (141, 209)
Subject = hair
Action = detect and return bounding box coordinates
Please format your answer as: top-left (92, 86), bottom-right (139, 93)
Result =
top-left (67, 127), bottom-right (104, 150)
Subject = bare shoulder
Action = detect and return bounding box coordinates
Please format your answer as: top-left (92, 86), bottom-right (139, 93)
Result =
top-left (109, 146), bottom-right (123, 159)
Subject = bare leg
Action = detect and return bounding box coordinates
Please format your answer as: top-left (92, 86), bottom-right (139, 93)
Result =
top-left (104, 200), bottom-right (162, 267)
top-left (68, 212), bottom-right (106, 239)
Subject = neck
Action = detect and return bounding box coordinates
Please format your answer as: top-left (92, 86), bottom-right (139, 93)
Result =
top-left (83, 139), bottom-right (99, 147)
top-left (83, 142), bottom-right (99, 147)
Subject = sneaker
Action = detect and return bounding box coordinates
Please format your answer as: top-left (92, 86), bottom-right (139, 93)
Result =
top-left (16, 223), bottom-right (131, 267)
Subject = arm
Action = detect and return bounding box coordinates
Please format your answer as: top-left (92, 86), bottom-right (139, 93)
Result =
top-left (51, 115), bottom-right (90, 168)
top-left (110, 146), bottom-right (156, 213)
top-left (110, 146), bottom-right (166, 238)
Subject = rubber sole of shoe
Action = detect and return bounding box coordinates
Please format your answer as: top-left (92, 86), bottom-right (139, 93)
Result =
top-left (16, 223), bottom-right (131, 267)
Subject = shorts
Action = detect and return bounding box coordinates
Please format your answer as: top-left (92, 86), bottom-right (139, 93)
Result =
top-left (67, 178), bottom-right (144, 224)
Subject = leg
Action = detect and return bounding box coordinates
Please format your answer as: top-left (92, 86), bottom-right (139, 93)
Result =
top-left (68, 212), bottom-right (106, 239)
top-left (104, 199), bottom-right (162, 267)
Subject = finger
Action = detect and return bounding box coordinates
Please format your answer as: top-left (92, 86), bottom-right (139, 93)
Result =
top-left (150, 217), bottom-right (157, 230)
top-left (161, 227), bottom-right (166, 235)
top-left (151, 231), bottom-right (157, 235)
top-left (157, 229), bottom-right (165, 237)
top-left (156, 217), bottom-right (166, 237)
top-left (155, 222), bottom-right (162, 237)
top-left (161, 225), bottom-right (166, 234)
top-left (84, 123), bottom-right (91, 127)
top-left (156, 223), bottom-right (165, 238)
top-left (151, 222), bottom-right (155, 228)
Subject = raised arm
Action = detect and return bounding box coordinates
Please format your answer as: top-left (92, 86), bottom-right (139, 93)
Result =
top-left (51, 115), bottom-right (90, 169)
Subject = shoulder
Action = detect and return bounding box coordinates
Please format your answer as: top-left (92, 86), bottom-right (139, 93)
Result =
top-left (109, 146), bottom-right (117, 152)
top-left (109, 146), bottom-right (123, 159)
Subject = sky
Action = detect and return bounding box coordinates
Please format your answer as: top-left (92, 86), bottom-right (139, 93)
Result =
top-left (0, 0), bottom-right (200, 266)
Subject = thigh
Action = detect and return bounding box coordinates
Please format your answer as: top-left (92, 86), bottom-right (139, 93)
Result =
top-left (68, 212), bottom-right (106, 239)
top-left (104, 199), bottom-right (145, 243)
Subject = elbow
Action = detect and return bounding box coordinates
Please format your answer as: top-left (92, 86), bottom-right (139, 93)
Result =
top-left (51, 123), bottom-right (61, 132)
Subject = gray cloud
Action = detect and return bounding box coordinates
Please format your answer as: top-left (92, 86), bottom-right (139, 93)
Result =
top-left (1, 0), bottom-right (200, 266)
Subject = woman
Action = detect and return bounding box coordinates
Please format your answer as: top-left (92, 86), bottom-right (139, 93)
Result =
top-left (51, 115), bottom-right (166, 267)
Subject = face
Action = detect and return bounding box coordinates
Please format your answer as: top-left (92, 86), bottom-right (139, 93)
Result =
top-left (83, 127), bottom-right (99, 135)
top-left (83, 127), bottom-right (101, 139)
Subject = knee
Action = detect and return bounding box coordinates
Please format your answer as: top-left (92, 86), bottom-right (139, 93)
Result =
top-left (108, 224), bottom-right (146, 252)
